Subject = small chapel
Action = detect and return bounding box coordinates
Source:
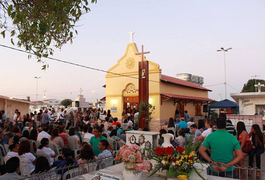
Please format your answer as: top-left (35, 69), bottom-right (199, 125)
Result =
top-left (104, 41), bottom-right (213, 131)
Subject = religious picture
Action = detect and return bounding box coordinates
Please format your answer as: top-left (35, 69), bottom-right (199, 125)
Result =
top-left (129, 135), bottom-right (136, 144)
top-left (145, 141), bottom-right (151, 149)
top-left (138, 134), bottom-right (145, 145)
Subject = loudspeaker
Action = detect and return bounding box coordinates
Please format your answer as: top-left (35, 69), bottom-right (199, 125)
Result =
top-left (75, 101), bottom-right (79, 107)
top-left (231, 107), bottom-right (238, 114)
top-left (203, 105), bottom-right (208, 112)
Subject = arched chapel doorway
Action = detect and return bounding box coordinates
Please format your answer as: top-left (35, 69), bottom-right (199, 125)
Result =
top-left (122, 83), bottom-right (139, 112)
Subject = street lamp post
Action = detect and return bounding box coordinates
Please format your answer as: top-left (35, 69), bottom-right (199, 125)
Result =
top-left (217, 47), bottom-right (232, 99)
top-left (34, 76), bottom-right (41, 101)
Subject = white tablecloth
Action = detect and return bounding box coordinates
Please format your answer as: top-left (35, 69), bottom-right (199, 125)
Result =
top-left (71, 163), bottom-right (239, 180)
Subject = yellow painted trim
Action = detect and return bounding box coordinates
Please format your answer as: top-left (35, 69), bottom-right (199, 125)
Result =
top-left (106, 95), bottom-right (122, 97)
top-left (107, 43), bottom-right (139, 72)
top-left (106, 92), bottom-right (160, 97)
top-left (106, 69), bottom-right (161, 78)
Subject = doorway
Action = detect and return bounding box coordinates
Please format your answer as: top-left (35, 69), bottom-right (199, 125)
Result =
top-left (123, 96), bottom-right (139, 112)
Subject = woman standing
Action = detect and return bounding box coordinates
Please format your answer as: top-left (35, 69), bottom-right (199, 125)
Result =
top-left (236, 121), bottom-right (251, 179)
top-left (248, 124), bottom-right (264, 179)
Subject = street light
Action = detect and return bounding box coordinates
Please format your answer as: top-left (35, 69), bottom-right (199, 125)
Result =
top-left (217, 47), bottom-right (232, 99)
top-left (34, 76), bottom-right (41, 101)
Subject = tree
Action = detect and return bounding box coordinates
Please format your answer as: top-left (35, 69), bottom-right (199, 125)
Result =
top-left (241, 79), bottom-right (265, 92)
top-left (61, 99), bottom-right (72, 107)
top-left (0, 0), bottom-right (97, 69)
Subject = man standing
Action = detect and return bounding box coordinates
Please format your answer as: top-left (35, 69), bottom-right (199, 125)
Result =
top-left (226, 119), bottom-right (236, 135)
top-left (0, 110), bottom-right (6, 126)
top-left (90, 126), bottom-right (107, 156)
top-left (59, 109), bottom-right (65, 124)
top-left (41, 110), bottom-right (49, 125)
top-left (12, 109), bottom-right (18, 126)
top-left (199, 118), bottom-right (243, 178)
top-left (184, 110), bottom-right (190, 122)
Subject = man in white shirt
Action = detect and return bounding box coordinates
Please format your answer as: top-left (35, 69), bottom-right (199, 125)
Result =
top-left (59, 109), bottom-right (65, 124)
top-left (84, 127), bottom-right (94, 139)
top-left (12, 109), bottom-right (18, 125)
top-left (37, 125), bottom-right (51, 141)
top-left (5, 144), bottom-right (19, 160)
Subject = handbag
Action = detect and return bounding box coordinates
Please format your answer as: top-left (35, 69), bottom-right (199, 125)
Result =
top-left (242, 140), bottom-right (252, 153)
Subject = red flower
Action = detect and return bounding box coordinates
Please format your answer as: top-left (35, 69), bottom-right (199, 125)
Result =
top-left (155, 147), bottom-right (164, 156)
top-left (189, 157), bottom-right (194, 160)
top-left (165, 146), bottom-right (174, 155)
top-left (176, 146), bottom-right (185, 153)
top-left (171, 158), bottom-right (176, 162)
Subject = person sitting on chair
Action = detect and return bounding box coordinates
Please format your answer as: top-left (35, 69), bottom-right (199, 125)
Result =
top-left (98, 140), bottom-right (112, 159)
top-left (0, 157), bottom-right (21, 180)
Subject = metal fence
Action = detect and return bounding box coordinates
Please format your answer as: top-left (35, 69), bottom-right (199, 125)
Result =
top-left (205, 162), bottom-right (265, 180)
top-left (20, 156), bottom-right (120, 180)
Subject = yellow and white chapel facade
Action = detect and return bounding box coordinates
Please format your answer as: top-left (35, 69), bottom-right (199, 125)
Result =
top-left (104, 43), bottom-right (213, 131)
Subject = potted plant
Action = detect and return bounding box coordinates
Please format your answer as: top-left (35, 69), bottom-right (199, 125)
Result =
top-left (115, 144), bottom-right (151, 180)
top-left (146, 138), bottom-right (208, 180)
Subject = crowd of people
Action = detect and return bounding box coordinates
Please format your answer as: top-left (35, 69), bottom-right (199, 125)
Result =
top-left (0, 108), bottom-right (265, 179)
top-left (0, 107), bottom-right (139, 179)
top-left (159, 115), bottom-right (265, 179)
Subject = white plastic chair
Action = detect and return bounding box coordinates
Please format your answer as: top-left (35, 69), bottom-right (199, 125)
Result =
top-left (49, 141), bottom-right (61, 156)
top-left (36, 151), bottom-right (51, 165)
top-left (19, 157), bottom-right (30, 177)
top-left (83, 138), bottom-right (90, 144)
top-left (29, 140), bottom-right (37, 155)
top-left (98, 156), bottom-right (114, 170)
top-left (0, 144), bottom-right (6, 165)
top-left (107, 138), bottom-right (117, 151)
top-left (117, 141), bottom-right (126, 150)
top-left (67, 136), bottom-right (80, 158)
top-left (4, 144), bottom-right (9, 153)
top-left (36, 140), bottom-right (41, 149)
top-left (82, 161), bottom-right (97, 173)
top-left (4, 156), bottom-right (9, 164)
top-left (62, 168), bottom-right (83, 180)
top-left (43, 174), bottom-right (62, 180)
top-left (168, 127), bottom-right (176, 137)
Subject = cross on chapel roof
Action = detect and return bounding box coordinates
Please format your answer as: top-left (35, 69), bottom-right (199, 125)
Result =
top-left (254, 82), bottom-right (265, 92)
top-left (129, 31), bottom-right (135, 43)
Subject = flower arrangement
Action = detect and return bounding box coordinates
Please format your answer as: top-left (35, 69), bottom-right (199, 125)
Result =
top-left (147, 140), bottom-right (205, 180)
top-left (115, 144), bottom-right (151, 173)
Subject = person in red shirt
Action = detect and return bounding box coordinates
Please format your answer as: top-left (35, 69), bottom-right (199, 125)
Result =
top-left (111, 117), bottom-right (121, 126)
top-left (58, 125), bottom-right (69, 146)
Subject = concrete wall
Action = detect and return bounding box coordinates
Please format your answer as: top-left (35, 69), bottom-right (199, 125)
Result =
top-left (0, 98), bottom-right (30, 119)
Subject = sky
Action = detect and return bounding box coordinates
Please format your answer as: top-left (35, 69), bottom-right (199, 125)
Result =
top-left (1, 0), bottom-right (265, 102)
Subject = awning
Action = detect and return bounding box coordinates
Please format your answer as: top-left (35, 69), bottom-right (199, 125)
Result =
top-left (161, 93), bottom-right (214, 105)
top-left (100, 97), bottom-right (106, 102)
